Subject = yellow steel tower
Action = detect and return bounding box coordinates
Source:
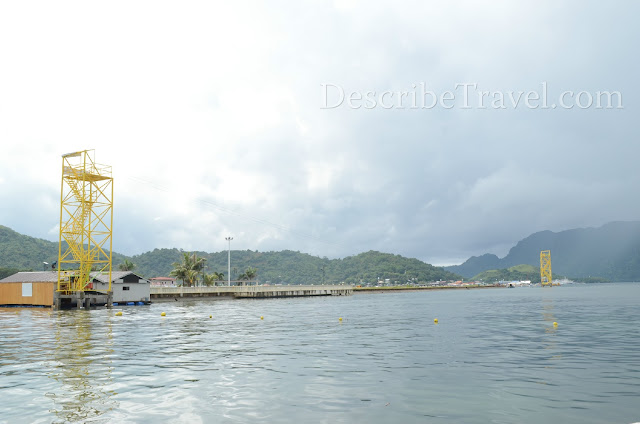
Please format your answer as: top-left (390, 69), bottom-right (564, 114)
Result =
top-left (540, 250), bottom-right (552, 287)
top-left (57, 150), bottom-right (113, 294)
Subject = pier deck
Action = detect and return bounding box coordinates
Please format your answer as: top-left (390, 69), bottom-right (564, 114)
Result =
top-left (151, 285), bottom-right (353, 299)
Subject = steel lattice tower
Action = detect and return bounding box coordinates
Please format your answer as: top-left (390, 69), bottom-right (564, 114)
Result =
top-left (57, 150), bottom-right (113, 294)
top-left (540, 250), bottom-right (552, 287)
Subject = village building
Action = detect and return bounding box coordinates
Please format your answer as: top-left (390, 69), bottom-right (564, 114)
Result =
top-left (0, 271), bottom-right (150, 308)
top-left (149, 277), bottom-right (176, 287)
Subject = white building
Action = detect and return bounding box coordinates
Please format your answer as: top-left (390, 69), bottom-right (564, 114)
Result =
top-left (92, 271), bottom-right (150, 304)
top-left (149, 276), bottom-right (176, 287)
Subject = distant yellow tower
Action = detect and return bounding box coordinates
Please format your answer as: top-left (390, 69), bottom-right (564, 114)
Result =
top-left (540, 250), bottom-right (552, 287)
top-left (57, 150), bottom-right (113, 294)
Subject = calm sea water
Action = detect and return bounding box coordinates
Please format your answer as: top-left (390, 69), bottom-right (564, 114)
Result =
top-left (1, 283), bottom-right (639, 424)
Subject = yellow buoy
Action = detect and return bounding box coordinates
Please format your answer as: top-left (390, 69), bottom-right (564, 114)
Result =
top-left (553, 322), bottom-right (558, 327)
top-left (434, 318), bottom-right (438, 324)
top-left (339, 317), bottom-right (343, 321)
top-left (161, 312), bottom-right (166, 317)
top-left (260, 316), bottom-right (264, 320)
top-left (115, 311), bottom-right (122, 316)
top-left (209, 315), bottom-right (212, 319)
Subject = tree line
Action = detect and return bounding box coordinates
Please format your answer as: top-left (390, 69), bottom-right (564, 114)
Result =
top-left (0, 225), bottom-right (461, 285)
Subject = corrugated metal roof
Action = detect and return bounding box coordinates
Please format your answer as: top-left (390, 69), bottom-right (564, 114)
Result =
top-left (0, 271), bottom-right (146, 284)
top-left (0, 271), bottom-right (58, 283)
top-left (90, 271), bottom-right (139, 283)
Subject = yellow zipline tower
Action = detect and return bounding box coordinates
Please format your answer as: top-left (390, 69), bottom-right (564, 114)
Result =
top-left (540, 250), bottom-right (552, 287)
top-left (57, 150), bottom-right (113, 294)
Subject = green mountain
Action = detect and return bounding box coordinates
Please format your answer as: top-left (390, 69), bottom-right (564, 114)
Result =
top-left (0, 225), bottom-right (460, 284)
top-left (447, 221), bottom-right (640, 281)
top-left (130, 248), bottom-right (460, 285)
top-left (472, 264), bottom-right (543, 283)
top-left (0, 225), bottom-right (128, 274)
top-left (0, 225), bottom-right (62, 270)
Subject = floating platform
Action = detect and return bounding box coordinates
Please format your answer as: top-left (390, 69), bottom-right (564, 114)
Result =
top-left (54, 291), bottom-right (114, 310)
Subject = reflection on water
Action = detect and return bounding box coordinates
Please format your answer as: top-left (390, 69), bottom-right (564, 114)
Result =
top-left (1, 284), bottom-right (640, 424)
top-left (541, 297), bottom-right (556, 325)
top-left (541, 298), bottom-right (561, 361)
top-left (47, 310), bottom-right (117, 423)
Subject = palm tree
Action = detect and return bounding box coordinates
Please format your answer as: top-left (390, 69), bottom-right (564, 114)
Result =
top-left (169, 267), bottom-right (188, 287)
top-left (212, 272), bottom-right (225, 286)
top-left (169, 252), bottom-right (206, 287)
top-left (239, 267), bottom-right (257, 281)
top-left (203, 272), bottom-right (224, 286)
top-left (118, 259), bottom-right (136, 271)
top-left (203, 273), bottom-right (215, 287)
top-left (186, 269), bottom-right (200, 287)
top-left (245, 267), bottom-right (257, 280)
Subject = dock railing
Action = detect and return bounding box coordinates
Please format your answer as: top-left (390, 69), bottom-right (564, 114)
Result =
top-left (151, 285), bottom-right (353, 298)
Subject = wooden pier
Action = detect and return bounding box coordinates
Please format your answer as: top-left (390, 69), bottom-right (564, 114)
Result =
top-left (151, 285), bottom-right (353, 299)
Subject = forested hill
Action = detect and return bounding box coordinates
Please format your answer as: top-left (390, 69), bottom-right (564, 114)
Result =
top-left (446, 221), bottom-right (640, 281)
top-left (0, 225), bottom-right (129, 279)
top-left (132, 249), bottom-right (460, 285)
top-left (0, 225), bottom-right (459, 284)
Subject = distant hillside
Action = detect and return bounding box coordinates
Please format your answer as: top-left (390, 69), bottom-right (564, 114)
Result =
top-left (0, 225), bottom-right (460, 284)
top-left (0, 225), bottom-right (128, 271)
top-left (447, 253), bottom-right (502, 279)
top-left (472, 264), bottom-right (547, 283)
top-left (132, 248), bottom-right (460, 285)
top-left (447, 221), bottom-right (640, 281)
top-left (0, 225), bottom-right (62, 270)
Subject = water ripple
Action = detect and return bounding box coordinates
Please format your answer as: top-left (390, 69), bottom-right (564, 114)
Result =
top-left (1, 285), bottom-right (640, 423)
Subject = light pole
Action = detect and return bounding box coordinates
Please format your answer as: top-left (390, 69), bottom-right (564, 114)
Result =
top-left (202, 265), bottom-right (207, 287)
top-left (225, 236), bottom-right (233, 286)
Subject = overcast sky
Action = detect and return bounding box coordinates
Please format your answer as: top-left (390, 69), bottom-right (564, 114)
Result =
top-left (1, 1), bottom-right (638, 265)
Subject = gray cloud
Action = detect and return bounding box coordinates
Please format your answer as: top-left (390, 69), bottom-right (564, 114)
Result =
top-left (1, 1), bottom-right (638, 266)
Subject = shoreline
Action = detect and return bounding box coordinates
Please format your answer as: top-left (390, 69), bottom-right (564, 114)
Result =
top-left (353, 285), bottom-right (502, 293)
